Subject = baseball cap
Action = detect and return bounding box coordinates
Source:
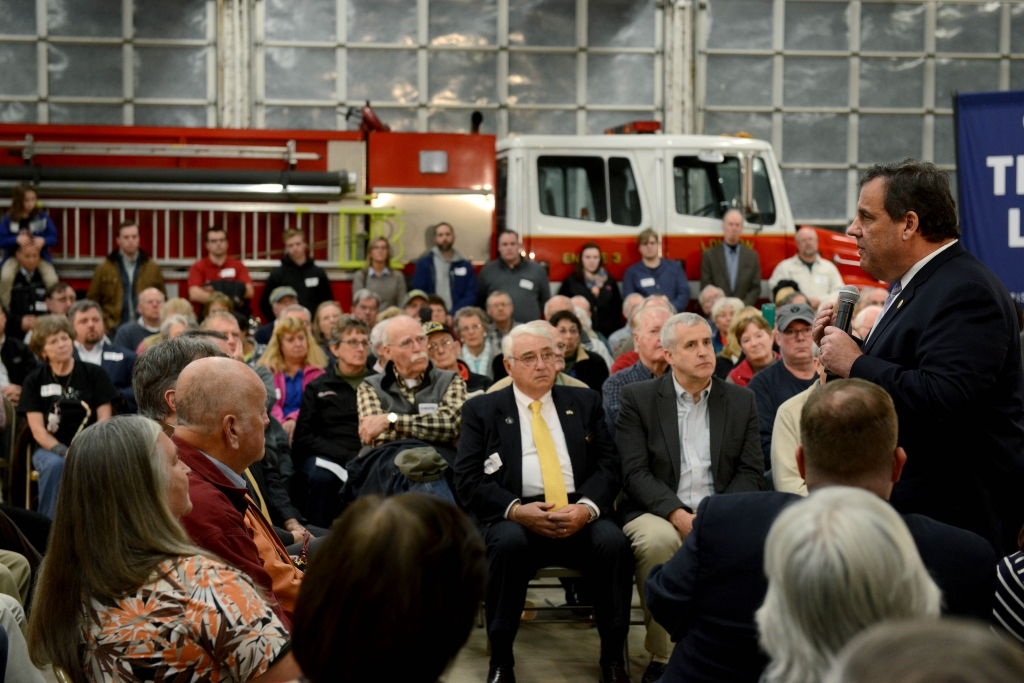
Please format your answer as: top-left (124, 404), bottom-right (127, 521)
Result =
top-left (404, 289), bottom-right (429, 307)
top-left (422, 320), bottom-right (455, 338)
top-left (775, 303), bottom-right (815, 331)
top-left (269, 286), bottom-right (298, 304)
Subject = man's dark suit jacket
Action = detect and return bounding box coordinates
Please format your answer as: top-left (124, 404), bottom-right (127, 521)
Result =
top-left (616, 373), bottom-right (764, 524)
top-left (0, 336), bottom-right (36, 386)
top-left (73, 343), bottom-right (138, 413)
top-left (700, 243), bottom-right (762, 306)
top-left (646, 490), bottom-right (998, 683)
top-left (851, 241), bottom-right (1024, 552)
top-left (454, 385), bottom-right (621, 526)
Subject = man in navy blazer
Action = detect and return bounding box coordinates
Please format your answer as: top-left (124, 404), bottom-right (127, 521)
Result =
top-left (454, 321), bottom-right (633, 683)
top-left (645, 379), bottom-right (997, 683)
top-left (69, 299), bottom-right (137, 413)
top-left (815, 160), bottom-right (1024, 553)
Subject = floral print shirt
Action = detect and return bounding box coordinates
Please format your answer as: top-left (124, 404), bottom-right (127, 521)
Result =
top-left (83, 555), bottom-right (289, 683)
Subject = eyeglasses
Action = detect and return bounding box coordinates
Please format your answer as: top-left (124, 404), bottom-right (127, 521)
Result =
top-left (340, 339), bottom-right (371, 348)
top-left (460, 323), bottom-right (484, 333)
top-left (427, 339), bottom-right (455, 353)
top-left (396, 335), bottom-right (428, 350)
top-left (513, 351), bottom-right (559, 368)
top-left (781, 327), bottom-right (813, 339)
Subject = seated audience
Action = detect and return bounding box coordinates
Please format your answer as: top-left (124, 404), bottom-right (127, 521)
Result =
top-left (257, 316), bottom-right (327, 443)
top-left (485, 290), bottom-right (521, 350)
top-left (454, 322), bottom-right (632, 683)
top-left (455, 306), bottom-right (495, 379)
top-left (427, 294), bottom-right (448, 324)
top-left (352, 236), bottom-right (406, 308)
top-left (356, 315), bottom-right (466, 449)
top-left (293, 315), bottom-right (369, 527)
top-left (368, 320), bottom-right (388, 374)
top-left (572, 299), bottom-right (613, 357)
top-left (69, 300), bottom-right (137, 412)
top-left (311, 300), bottom-right (342, 357)
top-left (259, 228), bottom-right (333, 324)
top-left (710, 296), bottom-right (744, 354)
top-left (0, 184), bottom-right (58, 282)
top-left (24, 283), bottom-right (76, 348)
top-left (136, 296), bottom-right (197, 353)
top-left (488, 323), bottom-right (589, 393)
top-left (351, 288), bottom-right (381, 328)
top-left (559, 242), bottom-right (623, 338)
top-left (137, 312), bottom-right (195, 355)
top-left (698, 285), bottom-right (725, 330)
top-left (727, 311), bottom-right (777, 386)
top-left (854, 286), bottom-right (888, 314)
top-left (172, 357), bottom-right (304, 624)
top-left (424, 321), bottom-right (491, 395)
top-left (992, 526), bottom-right (1024, 642)
top-left (778, 290), bottom-right (809, 307)
top-left (602, 305), bottom-right (670, 438)
top-left (112, 287), bottom-right (165, 351)
top-left (623, 229), bottom-right (690, 312)
top-left (255, 286), bottom-right (298, 344)
top-left (22, 315), bottom-right (116, 518)
top-left (200, 290), bottom-right (234, 321)
top-left (549, 310), bottom-right (609, 393)
top-left (543, 294), bottom-right (615, 370)
top-left (27, 415), bottom-right (298, 683)
top-left (608, 292), bottom-right (645, 357)
top-left (646, 379), bottom-right (998, 683)
top-left (403, 289), bottom-right (429, 317)
top-left (617, 311), bottom-right (764, 683)
top-left (608, 296), bottom-right (677, 374)
top-left (748, 303), bottom-right (819, 468)
top-left (4, 246), bottom-right (51, 341)
top-left (769, 362), bottom-right (827, 496)
top-left (200, 311), bottom-right (245, 361)
top-left (851, 304), bottom-right (881, 341)
top-left (768, 227), bottom-right (845, 310)
top-left (0, 307), bottom-right (37, 408)
top-left (86, 220), bottom-right (166, 334)
top-left (826, 618), bottom-right (1024, 683)
top-left (755, 487), bottom-right (939, 683)
top-left (292, 494), bottom-right (485, 683)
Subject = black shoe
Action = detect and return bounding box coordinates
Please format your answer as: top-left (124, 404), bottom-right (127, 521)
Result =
top-left (487, 663), bottom-right (516, 683)
top-left (600, 661), bottom-right (630, 683)
top-left (642, 660), bottom-right (667, 683)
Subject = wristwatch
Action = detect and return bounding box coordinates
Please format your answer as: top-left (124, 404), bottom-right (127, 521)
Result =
top-left (387, 412), bottom-right (398, 428)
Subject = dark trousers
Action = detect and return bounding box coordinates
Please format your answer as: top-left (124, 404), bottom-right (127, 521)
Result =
top-left (301, 458), bottom-right (347, 528)
top-left (484, 518), bottom-right (634, 666)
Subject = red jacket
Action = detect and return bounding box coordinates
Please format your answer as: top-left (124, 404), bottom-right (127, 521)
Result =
top-left (727, 353), bottom-right (779, 387)
top-left (173, 436), bottom-right (292, 629)
top-left (611, 350), bottom-right (639, 374)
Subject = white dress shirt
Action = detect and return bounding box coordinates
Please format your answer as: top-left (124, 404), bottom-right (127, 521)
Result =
top-left (74, 340), bottom-right (104, 366)
top-left (866, 239), bottom-right (958, 341)
top-left (672, 373), bottom-right (714, 510)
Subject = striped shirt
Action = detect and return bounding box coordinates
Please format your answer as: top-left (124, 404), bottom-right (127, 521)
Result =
top-left (994, 551), bottom-right (1024, 641)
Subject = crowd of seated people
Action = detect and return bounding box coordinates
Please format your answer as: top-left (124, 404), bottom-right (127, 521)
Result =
top-left (2, 183), bottom-right (1023, 683)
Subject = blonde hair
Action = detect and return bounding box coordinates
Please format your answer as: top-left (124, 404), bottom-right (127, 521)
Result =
top-left (163, 297), bottom-right (197, 323)
top-left (257, 316), bottom-right (327, 372)
top-left (721, 309), bottom-right (770, 360)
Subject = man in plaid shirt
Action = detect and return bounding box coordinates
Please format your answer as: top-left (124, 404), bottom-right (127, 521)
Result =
top-left (602, 304), bottom-right (671, 439)
top-left (357, 315), bottom-right (467, 448)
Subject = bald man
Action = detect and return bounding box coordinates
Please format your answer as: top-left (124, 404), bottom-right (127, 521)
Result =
top-left (171, 357), bottom-right (303, 628)
top-left (768, 227), bottom-right (845, 309)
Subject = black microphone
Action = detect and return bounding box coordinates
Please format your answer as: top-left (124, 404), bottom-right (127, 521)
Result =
top-left (834, 285), bottom-right (861, 334)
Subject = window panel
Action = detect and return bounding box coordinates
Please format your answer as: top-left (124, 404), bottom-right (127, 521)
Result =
top-left (429, 0), bottom-right (497, 47)
top-left (782, 169), bottom-right (847, 220)
top-left (706, 0), bottom-right (774, 50)
top-left (0, 43), bottom-right (36, 96)
top-left (537, 156), bottom-right (608, 222)
top-left (609, 157), bottom-right (642, 226)
top-left (264, 0), bottom-right (335, 42)
top-left (1011, 60), bottom-right (1024, 90)
top-left (705, 56), bottom-right (773, 107)
top-left (933, 114), bottom-right (955, 166)
top-left (673, 157), bottom-right (723, 217)
top-left (48, 0), bottom-right (120, 37)
top-left (860, 3), bottom-right (925, 53)
top-left (135, 47), bottom-right (206, 100)
top-left (587, 54), bottom-right (654, 106)
top-left (49, 44), bottom-right (122, 97)
top-left (348, 49), bottom-right (418, 104)
top-left (784, 57), bottom-right (848, 108)
top-left (783, 113), bottom-right (847, 163)
top-left (370, 108), bottom-right (418, 132)
top-left (347, 0), bottom-right (417, 45)
top-left (859, 58), bottom-right (924, 109)
top-left (135, 105), bottom-right (206, 127)
top-left (264, 47), bottom-right (336, 101)
top-left (264, 106), bottom-right (336, 130)
top-left (1011, 3), bottom-right (1024, 54)
top-left (586, 110), bottom-right (653, 135)
top-left (859, 114), bottom-right (922, 163)
top-left (0, 0), bottom-right (36, 35)
top-left (587, 0), bottom-right (655, 48)
top-left (509, 53), bottom-right (576, 105)
top-left (784, 2), bottom-right (850, 51)
top-left (429, 51), bottom-right (497, 104)
top-left (508, 0), bottom-right (575, 46)
top-left (947, 170), bottom-right (958, 204)
top-left (49, 104), bottom-right (123, 124)
top-left (509, 109), bottom-right (576, 135)
top-left (134, 0), bottom-right (206, 39)
top-left (704, 111), bottom-right (772, 140)
top-left (751, 157), bottom-right (776, 225)
top-left (936, 3), bottom-right (1000, 54)
top-left (0, 102), bottom-right (34, 123)
top-left (934, 59), bottom-right (1000, 110)
top-left (427, 108), bottom-right (495, 134)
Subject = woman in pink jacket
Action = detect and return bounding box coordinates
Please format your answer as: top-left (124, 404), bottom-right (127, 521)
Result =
top-left (257, 316), bottom-right (326, 441)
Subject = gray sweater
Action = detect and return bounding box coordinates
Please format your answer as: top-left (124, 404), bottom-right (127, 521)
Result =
top-left (352, 267), bottom-right (407, 309)
top-left (476, 257), bottom-right (551, 323)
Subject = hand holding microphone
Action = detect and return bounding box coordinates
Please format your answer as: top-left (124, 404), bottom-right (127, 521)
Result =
top-left (820, 285), bottom-right (863, 379)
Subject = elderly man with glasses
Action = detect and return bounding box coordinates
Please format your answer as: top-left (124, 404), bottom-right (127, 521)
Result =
top-left (355, 314), bottom-right (468, 451)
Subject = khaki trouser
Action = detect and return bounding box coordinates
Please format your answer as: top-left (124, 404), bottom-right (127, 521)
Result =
top-left (0, 550), bottom-right (31, 607)
top-left (623, 513), bottom-right (683, 660)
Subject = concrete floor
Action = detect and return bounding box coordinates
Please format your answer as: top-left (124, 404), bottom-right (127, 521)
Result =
top-left (445, 579), bottom-right (651, 683)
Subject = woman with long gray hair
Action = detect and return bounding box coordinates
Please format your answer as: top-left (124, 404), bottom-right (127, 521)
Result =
top-left (755, 486), bottom-right (941, 683)
top-left (27, 415), bottom-right (298, 683)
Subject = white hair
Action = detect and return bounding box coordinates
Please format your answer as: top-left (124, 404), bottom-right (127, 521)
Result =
top-left (632, 296), bottom-right (676, 328)
top-left (501, 321), bottom-right (555, 360)
top-left (631, 303), bottom-right (672, 330)
top-left (622, 292), bottom-right (645, 315)
top-left (756, 487), bottom-right (942, 683)
top-left (382, 315), bottom-right (420, 346)
top-left (699, 284), bottom-right (725, 302)
top-left (852, 305), bottom-right (882, 329)
top-left (711, 296), bottom-right (745, 321)
top-left (352, 288), bottom-right (381, 306)
top-left (660, 312), bottom-right (712, 350)
top-left (279, 303), bottom-right (311, 319)
top-left (573, 306), bottom-right (594, 331)
top-left (369, 320), bottom-right (389, 352)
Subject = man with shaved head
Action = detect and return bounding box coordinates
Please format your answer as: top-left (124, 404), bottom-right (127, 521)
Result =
top-left (769, 226), bottom-right (845, 310)
top-left (172, 357), bottom-right (303, 628)
top-left (113, 286), bottom-right (165, 351)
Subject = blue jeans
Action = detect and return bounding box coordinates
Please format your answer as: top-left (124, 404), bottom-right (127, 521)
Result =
top-left (393, 474), bottom-right (457, 505)
top-left (32, 447), bottom-right (65, 519)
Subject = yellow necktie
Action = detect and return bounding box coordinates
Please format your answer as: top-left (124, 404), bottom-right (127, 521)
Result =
top-left (529, 400), bottom-right (569, 510)
top-left (243, 468), bottom-right (272, 521)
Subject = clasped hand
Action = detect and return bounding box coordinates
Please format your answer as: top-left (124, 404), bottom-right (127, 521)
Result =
top-left (812, 302), bottom-right (862, 379)
top-left (514, 502), bottom-right (590, 539)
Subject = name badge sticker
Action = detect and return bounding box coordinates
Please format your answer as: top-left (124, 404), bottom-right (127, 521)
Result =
top-left (484, 453), bottom-right (503, 475)
top-left (275, 388), bottom-right (282, 400)
top-left (34, 301), bottom-right (48, 312)
top-left (305, 277), bottom-right (319, 287)
top-left (418, 402), bottom-right (439, 415)
top-left (102, 351), bottom-right (124, 362)
top-left (219, 267), bottom-right (236, 278)
top-left (519, 278), bottom-right (534, 291)
top-left (40, 384), bottom-right (63, 398)
top-left (453, 267), bottom-right (468, 276)
top-left (639, 277), bottom-right (657, 288)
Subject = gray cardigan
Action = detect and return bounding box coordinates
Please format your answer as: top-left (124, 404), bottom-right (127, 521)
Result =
top-left (352, 267), bottom-right (407, 309)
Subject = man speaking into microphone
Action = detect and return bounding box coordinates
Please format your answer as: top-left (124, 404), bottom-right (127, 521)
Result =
top-left (813, 158), bottom-right (1024, 553)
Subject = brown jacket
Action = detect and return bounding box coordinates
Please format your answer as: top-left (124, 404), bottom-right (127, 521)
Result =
top-left (87, 250), bottom-right (166, 331)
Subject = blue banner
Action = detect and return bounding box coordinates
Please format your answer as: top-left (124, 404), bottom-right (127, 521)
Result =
top-left (957, 90), bottom-right (1024, 302)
